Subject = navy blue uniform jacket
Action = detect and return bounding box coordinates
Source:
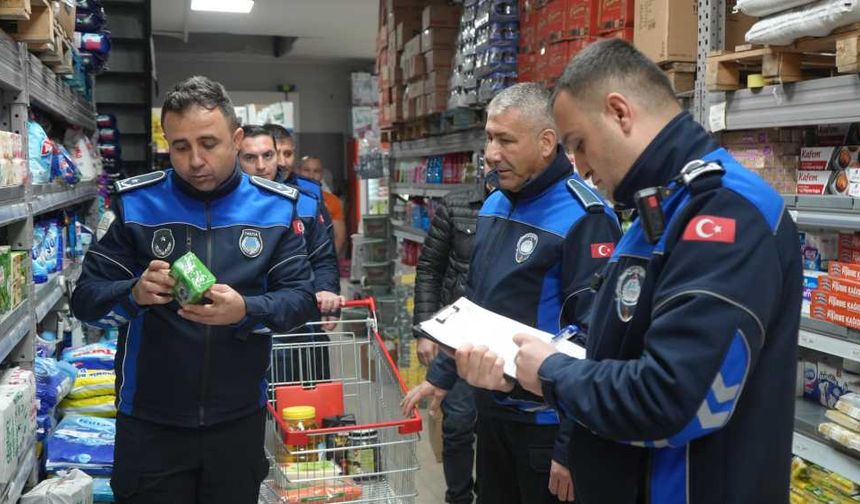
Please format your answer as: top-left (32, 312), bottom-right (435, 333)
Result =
top-left (71, 168), bottom-right (318, 427)
top-left (427, 147), bottom-right (622, 465)
top-left (538, 113), bottom-right (802, 503)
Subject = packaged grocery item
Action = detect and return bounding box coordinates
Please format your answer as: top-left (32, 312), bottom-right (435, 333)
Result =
top-left (0, 370), bottom-right (37, 483)
top-left (800, 232), bottom-right (838, 271)
top-left (92, 477), bottom-right (113, 503)
top-left (819, 275), bottom-right (860, 298)
top-left (812, 302), bottom-right (860, 330)
top-left (0, 245), bottom-right (10, 313)
top-left (819, 422), bottom-right (860, 452)
top-left (68, 369), bottom-right (115, 400)
top-left (275, 460), bottom-right (342, 489)
top-left (36, 413), bottom-right (56, 442)
top-left (825, 409), bottom-right (860, 432)
top-left (347, 429), bottom-right (381, 480)
top-left (21, 468), bottom-right (94, 504)
top-left (46, 220), bottom-right (60, 273)
top-left (836, 393), bottom-right (860, 421)
top-left (170, 252), bottom-right (216, 305)
top-left (52, 144), bottom-right (81, 185)
top-left (35, 357), bottom-right (77, 414)
top-left (95, 114), bottom-right (116, 129)
top-left (811, 290), bottom-right (860, 318)
top-left (58, 395), bottom-right (116, 418)
top-left (61, 341), bottom-right (117, 370)
top-left (812, 359), bottom-right (860, 407)
top-left (78, 32), bottom-right (111, 54)
top-left (46, 416), bottom-right (115, 475)
top-left (272, 479), bottom-right (363, 504)
top-left (28, 121), bottom-right (53, 184)
top-left (831, 261), bottom-right (860, 282)
top-left (799, 146), bottom-right (860, 196)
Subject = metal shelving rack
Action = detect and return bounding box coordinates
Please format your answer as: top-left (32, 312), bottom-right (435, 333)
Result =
top-left (0, 33), bottom-right (98, 502)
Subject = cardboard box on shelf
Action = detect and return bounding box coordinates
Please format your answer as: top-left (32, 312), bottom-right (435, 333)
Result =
top-left (811, 301), bottom-right (860, 331)
top-left (426, 89), bottom-right (447, 114)
top-left (722, 128), bottom-right (804, 145)
top-left (403, 33), bottom-right (422, 57)
top-left (421, 27), bottom-right (458, 53)
top-left (798, 146), bottom-right (860, 196)
top-left (839, 233), bottom-right (860, 252)
top-left (425, 48), bottom-right (455, 71)
top-left (812, 290), bottom-right (860, 317)
top-left (387, 7), bottom-right (424, 30)
top-left (56, 0), bottom-right (75, 39)
top-left (831, 261), bottom-right (860, 281)
top-left (724, 0), bottom-right (757, 50)
top-left (820, 275), bottom-right (860, 299)
top-left (634, 0), bottom-right (697, 64)
top-left (727, 144), bottom-right (799, 171)
top-left (422, 4), bottom-right (461, 29)
top-left (397, 20), bottom-right (423, 51)
top-left (839, 248), bottom-right (860, 265)
top-left (537, 0), bottom-right (566, 42)
top-left (0, 245), bottom-right (9, 313)
top-left (411, 79), bottom-right (425, 97)
top-left (415, 95), bottom-right (426, 117)
top-left (602, 27), bottom-right (633, 41)
top-left (406, 53), bottom-right (426, 81)
top-left (518, 52), bottom-right (536, 82)
top-left (425, 70), bottom-right (450, 90)
top-left (597, 0), bottom-right (634, 33)
top-left (565, 0), bottom-right (599, 38)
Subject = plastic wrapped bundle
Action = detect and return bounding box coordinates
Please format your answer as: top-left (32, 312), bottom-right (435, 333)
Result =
top-left (46, 415), bottom-right (115, 475)
top-left (735, 0), bottom-right (818, 16)
top-left (35, 357), bottom-right (77, 415)
top-left (68, 369), bottom-right (115, 400)
top-left (746, 0), bottom-right (860, 45)
top-left (62, 341), bottom-right (117, 370)
top-left (21, 468), bottom-right (94, 504)
top-left (78, 32), bottom-right (111, 55)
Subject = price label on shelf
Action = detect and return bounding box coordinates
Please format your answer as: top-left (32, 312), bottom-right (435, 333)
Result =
top-left (789, 210), bottom-right (798, 223)
top-left (709, 102), bottom-right (727, 132)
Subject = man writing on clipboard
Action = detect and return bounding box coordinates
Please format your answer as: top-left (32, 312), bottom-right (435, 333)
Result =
top-left (402, 83), bottom-right (621, 504)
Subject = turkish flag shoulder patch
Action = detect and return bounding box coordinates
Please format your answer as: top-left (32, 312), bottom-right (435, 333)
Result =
top-left (591, 242), bottom-right (615, 258)
top-left (682, 215), bottom-right (736, 244)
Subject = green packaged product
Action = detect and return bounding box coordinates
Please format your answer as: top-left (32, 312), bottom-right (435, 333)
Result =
top-left (0, 246), bottom-right (10, 313)
top-left (170, 252), bottom-right (216, 305)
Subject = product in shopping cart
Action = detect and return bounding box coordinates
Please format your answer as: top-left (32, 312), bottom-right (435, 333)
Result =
top-left (282, 406), bottom-right (322, 463)
top-left (346, 429), bottom-right (381, 480)
top-left (275, 460), bottom-right (342, 489)
top-left (271, 479), bottom-right (363, 504)
top-left (322, 414), bottom-right (356, 464)
top-left (170, 251), bottom-right (216, 305)
top-left (21, 468), bottom-right (94, 504)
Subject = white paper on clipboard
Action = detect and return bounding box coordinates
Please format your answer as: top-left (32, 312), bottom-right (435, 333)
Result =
top-left (416, 297), bottom-right (586, 378)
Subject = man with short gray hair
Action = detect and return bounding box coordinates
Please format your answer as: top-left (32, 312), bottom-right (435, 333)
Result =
top-left (403, 83), bottom-right (621, 503)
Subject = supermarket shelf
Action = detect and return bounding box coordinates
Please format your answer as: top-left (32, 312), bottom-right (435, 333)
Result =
top-left (391, 182), bottom-right (476, 198)
top-left (717, 74), bottom-right (860, 131)
top-left (390, 129), bottom-right (485, 159)
top-left (799, 317), bottom-right (860, 362)
top-left (0, 300), bottom-right (33, 364)
top-left (393, 224), bottom-right (427, 244)
top-left (28, 54), bottom-right (96, 131)
top-left (795, 399), bottom-right (860, 483)
top-left (0, 185), bottom-right (27, 227)
top-left (3, 439), bottom-right (36, 504)
top-left (783, 195), bottom-right (860, 231)
top-left (0, 36), bottom-right (23, 92)
top-left (34, 264), bottom-right (81, 322)
top-left (31, 180), bottom-right (99, 216)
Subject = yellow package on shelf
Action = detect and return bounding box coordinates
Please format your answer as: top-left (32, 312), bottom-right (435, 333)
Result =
top-left (826, 409), bottom-right (860, 434)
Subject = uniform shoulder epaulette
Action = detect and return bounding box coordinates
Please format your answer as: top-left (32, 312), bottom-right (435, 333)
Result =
top-left (114, 171), bottom-right (166, 193)
top-left (250, 176), bottom-right (299, 200)
top-left (566, 178), bottom-right (605, 214)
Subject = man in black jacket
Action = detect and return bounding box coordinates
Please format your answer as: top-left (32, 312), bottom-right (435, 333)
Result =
top-left (413, 185), bottom-right (484, 504)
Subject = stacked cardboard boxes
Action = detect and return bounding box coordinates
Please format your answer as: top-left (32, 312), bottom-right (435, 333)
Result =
top-left (422, 4), bottom-right (460, 115)
top-left (723, 128), bottom-right (802, 195)
top-left (811, 256), bottom-right (860, 331)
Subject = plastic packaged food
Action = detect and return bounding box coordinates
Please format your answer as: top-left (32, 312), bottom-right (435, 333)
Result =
top-left (282, 406), bottom-right (320, 463)
top-left (272, 479), bottom-right (363, 504)
top-left (818, 422), bottom-right (860, 451)
top-left (170, 252), bottom-right (216, 305)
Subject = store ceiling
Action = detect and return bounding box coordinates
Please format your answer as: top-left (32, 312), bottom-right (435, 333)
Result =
top-left (151, 0), bottom-right (379, 60)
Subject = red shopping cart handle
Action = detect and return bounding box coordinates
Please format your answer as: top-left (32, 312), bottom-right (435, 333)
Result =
top-left (342, 297), bottom-right (377, 312)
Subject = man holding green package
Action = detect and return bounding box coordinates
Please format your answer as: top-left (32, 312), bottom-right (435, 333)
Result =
top-left (71, 76), bottom-right (318, 504)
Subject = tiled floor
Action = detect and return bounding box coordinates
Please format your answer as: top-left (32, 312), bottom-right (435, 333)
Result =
top-left (414, 409), bottom-right (447, 503)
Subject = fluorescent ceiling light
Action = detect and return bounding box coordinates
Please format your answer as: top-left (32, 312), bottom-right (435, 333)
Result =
top-left (191, 0), bottom-right (254, 13)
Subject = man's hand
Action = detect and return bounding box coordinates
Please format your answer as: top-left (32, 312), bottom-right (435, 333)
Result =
top-left (178, 284), bottom-right (247, 326)
top-left (400, 380), bottom-right (447, 417)
top-left (416, 337), bottom-right (438, 367)
top-left (455, 344), bottom-right (514, 392)
top-left (549, 460), bottom-right (575, 502)
top-left (131, 260), bottom-right (175, 306)
top-left (316, 291), bottom-right (343, 314)
top-left (513, 333), bottom-right (559, 396)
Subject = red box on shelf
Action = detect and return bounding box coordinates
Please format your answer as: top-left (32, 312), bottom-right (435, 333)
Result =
top-left (564, 0), bottom-right (599, 38)
top-left (597, 0), bottom-right (634, 33)
top-left (543, 38), bottom-right (593, 83)
top-left (518, 52), bottom-right (536, 82)
top-left (520, 13), bottom-right (537, 52)
top-left (601, 27), bottom-right (634, 42)
top-left (537, 0), bottom-right (566, 43)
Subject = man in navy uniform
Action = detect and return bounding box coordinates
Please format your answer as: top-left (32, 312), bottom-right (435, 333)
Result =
top-left (238, 124), bottom-right (341, 380)
top-left (403, 83), bottom-right (621, 504)
top-left (72, 76), bottom-right (318, 503)
top-left (459, 40), bottom-right (802, 504)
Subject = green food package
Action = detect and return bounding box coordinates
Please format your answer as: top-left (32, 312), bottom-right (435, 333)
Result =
top-left (170, 252), bottom-right (216, 305)
top-left (0, 245), bottom-right (10, 313)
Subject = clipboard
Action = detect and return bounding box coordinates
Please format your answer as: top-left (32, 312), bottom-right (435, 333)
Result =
top-left (414, 297), bottom-right (586, 379)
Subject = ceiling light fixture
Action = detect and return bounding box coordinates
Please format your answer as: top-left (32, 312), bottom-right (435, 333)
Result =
top-left (190, 0), bottom-right (255, 14)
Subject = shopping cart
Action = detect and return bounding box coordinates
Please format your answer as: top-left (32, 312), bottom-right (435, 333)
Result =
top-left (259, 298), bottom-right (423, 504)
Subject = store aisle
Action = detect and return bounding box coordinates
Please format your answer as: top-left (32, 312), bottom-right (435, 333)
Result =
top-left (415, 409), bottom-right (447, 504)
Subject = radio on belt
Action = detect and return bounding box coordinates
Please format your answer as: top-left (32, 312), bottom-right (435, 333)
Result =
top-left (170, 251), bottom-right (216, 305)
